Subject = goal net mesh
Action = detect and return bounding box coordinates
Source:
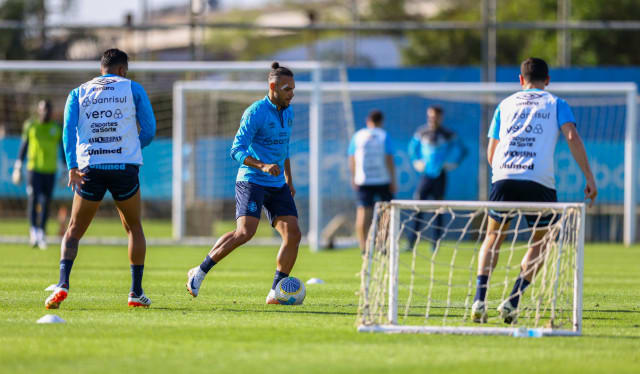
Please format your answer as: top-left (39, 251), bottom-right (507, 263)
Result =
top-left (358, 201), bottom-right (583, 333)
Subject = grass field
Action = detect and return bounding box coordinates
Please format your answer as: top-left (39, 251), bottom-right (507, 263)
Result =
top-left (1, 226), bottom-right (640, 373)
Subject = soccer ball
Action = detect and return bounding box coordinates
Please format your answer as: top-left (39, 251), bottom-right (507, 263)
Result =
top-left (274, 277), bottom-right (306, 305)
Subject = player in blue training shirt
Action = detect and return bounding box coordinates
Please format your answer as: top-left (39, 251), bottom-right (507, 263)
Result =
top-left (44, 49), bottom-right (156, 309)
top-left (348, 110), bottom-right (396, 253)
top-left (405, 106), bottom-right (467, 250)
top-left (471, 58), bottom-right (597, 324)
top-left (186, 62), bottom-right (301, 304)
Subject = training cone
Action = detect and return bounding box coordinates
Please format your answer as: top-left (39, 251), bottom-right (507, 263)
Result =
top-left (306, 278), bottom-right (325, 285)
top-left (37, 314), bottom-right (66, 324)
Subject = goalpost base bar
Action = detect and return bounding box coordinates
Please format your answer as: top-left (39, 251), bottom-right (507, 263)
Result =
top-left (357, 325), bottom-right (581, 337)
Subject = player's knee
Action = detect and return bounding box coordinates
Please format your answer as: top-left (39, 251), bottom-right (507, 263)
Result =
top-left (234, 227), bottom-right (256, 244)
top-left (285, 225), bottom-right (302, 245)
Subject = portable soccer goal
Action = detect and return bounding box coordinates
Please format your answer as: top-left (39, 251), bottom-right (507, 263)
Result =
top-left (357, 200), bottom-right (585, 336)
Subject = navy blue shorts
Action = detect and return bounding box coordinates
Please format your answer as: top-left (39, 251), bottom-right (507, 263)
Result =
top-left (77, 164), bottom-right (140, 202)
top-left (235, 181), bottom-right (298, 226)
top-left (356, 184), bottom-right (393, 207)
top-left (489, 179), bottom-right (558, 227)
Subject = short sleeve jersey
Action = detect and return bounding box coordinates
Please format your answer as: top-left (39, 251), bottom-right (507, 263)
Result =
top-left (487, 88), bottom-right (576, 189)
top-left (22, 119), bottom-right (62, 173)
top-left (348, 127), bottom-right (394, 186)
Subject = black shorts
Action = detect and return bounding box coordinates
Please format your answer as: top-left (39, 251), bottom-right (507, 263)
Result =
top-left (415, 172), bottom-right (446, 200)
top-left (489, 179), bottom-right (558, 227)
top-left (76, 164), bottom-right (140, 202)
top-left (235, 181), bottom-right (298, 226)
top-left (356, 184), bottom-right (393, 207)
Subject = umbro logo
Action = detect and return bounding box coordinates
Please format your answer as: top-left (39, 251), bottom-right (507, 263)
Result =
top-left (516, 93), bottom-right (544, 100)
top-left (93, 78), bottom-right (118, 86)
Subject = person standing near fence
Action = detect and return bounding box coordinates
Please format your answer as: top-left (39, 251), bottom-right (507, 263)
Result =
top-left (405, 106), bottom-right (468, 250)
top-left (12, 99), bottom-right (64, 250)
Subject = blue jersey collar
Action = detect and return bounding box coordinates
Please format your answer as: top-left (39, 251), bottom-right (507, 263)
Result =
top-left (264, 95), bottom-right (286, 111)
top-left (523, 88), bottom-right (543, 92)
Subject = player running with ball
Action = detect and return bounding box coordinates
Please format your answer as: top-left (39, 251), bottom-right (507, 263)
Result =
top-left (186, 62), bottom-right (301, 304)
top-left (471, 57), bottom-right (597, 324)
top-left (45, 49), bottom-right (156, 309)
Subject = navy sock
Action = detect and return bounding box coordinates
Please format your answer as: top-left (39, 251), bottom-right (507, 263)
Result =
top-left (57, 259), bottom-right (74, 289)
top-left (474, 275), bottom-right (489, 302)
top-left (130, 265), bottom-right (144, 296)
top-left (271, 270), bottom-right (289, 290)
top-left (508, 275), bottom-right (530, 307)
top-left (199, 256), bottom-right (216, 273)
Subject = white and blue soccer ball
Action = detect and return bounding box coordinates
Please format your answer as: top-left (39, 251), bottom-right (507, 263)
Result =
top-left (275, 276), bottom-right (306, 305)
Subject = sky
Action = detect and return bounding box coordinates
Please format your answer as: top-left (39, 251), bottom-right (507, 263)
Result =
top-left (47, 0), bottom-right (269, 25)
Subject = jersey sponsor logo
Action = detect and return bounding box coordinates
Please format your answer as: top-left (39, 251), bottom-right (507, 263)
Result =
top-left (261, 137), bottom-right (289, 145)
top-left (504, 150), bottom-right (537, 157)
top-left (516, 93), bottom-right (544, 100)
top-left (87, 136), bottom-right (122, 143)
top-left (84, 109), bottom-right (124, 120)
top-left (511, 111), bottom-right (550, 121)
top-left (501, 161), bottom-right (535, 170)
top-left (81, 96), bottom-right (127, 107)
top-left (87, 147), bottom-right (122, 156)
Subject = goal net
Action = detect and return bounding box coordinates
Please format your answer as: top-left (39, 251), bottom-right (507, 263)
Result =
top-left (358, 200), bottom-right (585, 336)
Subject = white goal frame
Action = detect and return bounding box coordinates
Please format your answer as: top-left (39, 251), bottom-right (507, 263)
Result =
top-left (358, 200), bottom-right (586, 337)
top-left (173, 81), bottom-right (637, 251)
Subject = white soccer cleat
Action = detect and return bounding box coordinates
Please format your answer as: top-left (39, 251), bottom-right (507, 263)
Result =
top-left (44, 286), bottom-right (68, 309)
top-left (128, 292), bottom-right (152, 308)
top-left (37, 238), bottom-right (47, 250)
top-left (497, 299), bottom-right (518, 324)
top-left (186, 266), bottom-right (206, 297)
top-left (471, 300), bottom-right (488, 323)
top-left (29, 227), bottom-right (38, 247)
top-left (265, 289), bottom-right (279, 304)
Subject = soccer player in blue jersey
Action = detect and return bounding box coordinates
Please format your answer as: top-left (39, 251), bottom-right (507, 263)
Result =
top-left (12, 99), bottom-right (64, 249)
top-left (186, 62), bottom-right (301, 304)
top-left (44, 49), bottom-right (156, 309)
top-left (471, 58), bottom-right (597, 324)
top-left (405, 106), bottom-right (467, 249)
top-left (348, 110), bottom-right (396, 253)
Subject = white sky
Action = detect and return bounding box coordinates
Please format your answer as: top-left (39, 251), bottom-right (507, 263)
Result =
top-left (47, 0), bottom-right (269, 25)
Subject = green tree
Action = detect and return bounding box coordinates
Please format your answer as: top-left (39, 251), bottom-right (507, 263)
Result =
top-left (402, 0), bottom-right (640, 66)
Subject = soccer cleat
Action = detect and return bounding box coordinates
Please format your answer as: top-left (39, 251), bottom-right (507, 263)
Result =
top-left (45, 286), bottom-right (68, 309)
top-left (128, 292), bottom-right (152, 307)
top-left (265, 289), bottom-right (279, 304)
top-left (37, 238), bottom-right (48, 250)
top-left (186, 266), bottom-right (206, 297)
top-left (471, 300), bottom-right (488, 323)
top-left (497, 299), bottom-right (518, 324)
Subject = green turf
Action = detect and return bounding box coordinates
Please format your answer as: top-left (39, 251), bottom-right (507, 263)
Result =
top-left (0, 218), bottom-right (276, 238)
top-left (1, 241), bottom-right (639, 373)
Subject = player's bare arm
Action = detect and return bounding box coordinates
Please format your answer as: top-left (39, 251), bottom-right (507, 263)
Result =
top-left (348, 155), bottom-right (356, 190)
top-left (487, 138), bottom-right (499, 165)
top-left (385, 154), bottom-right (396, 193)
top-left (284, 158), bottom-right (295, 197)
top-left (561, 122), bottom-right (597, 206)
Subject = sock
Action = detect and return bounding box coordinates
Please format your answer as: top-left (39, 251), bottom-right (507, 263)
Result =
top-left (508, 275), bottom-right (531, 308)
top-left (29, 226), bottom-right (37, 243)
top-left (199, 256), bottom-right (216, 273)
top-left (57, 259), bottom-right (74, 289)
top-left (474, 275), bottom-right (489, 302)
top-left (130, 265), bottom-right (144, 296)
top-left (271, 270), bottom-right (289, 290)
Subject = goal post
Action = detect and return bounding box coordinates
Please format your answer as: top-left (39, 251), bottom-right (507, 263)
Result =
top-left (358, 200), bottom-right (585, 336)
top-left (173, 81), bottom-right (637, 251)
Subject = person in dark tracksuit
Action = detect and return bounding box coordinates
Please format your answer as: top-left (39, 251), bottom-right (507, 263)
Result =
top-left (405, 106), bottom-right (467, 250)
top-left (12, 99), bottom-right (64, 250)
